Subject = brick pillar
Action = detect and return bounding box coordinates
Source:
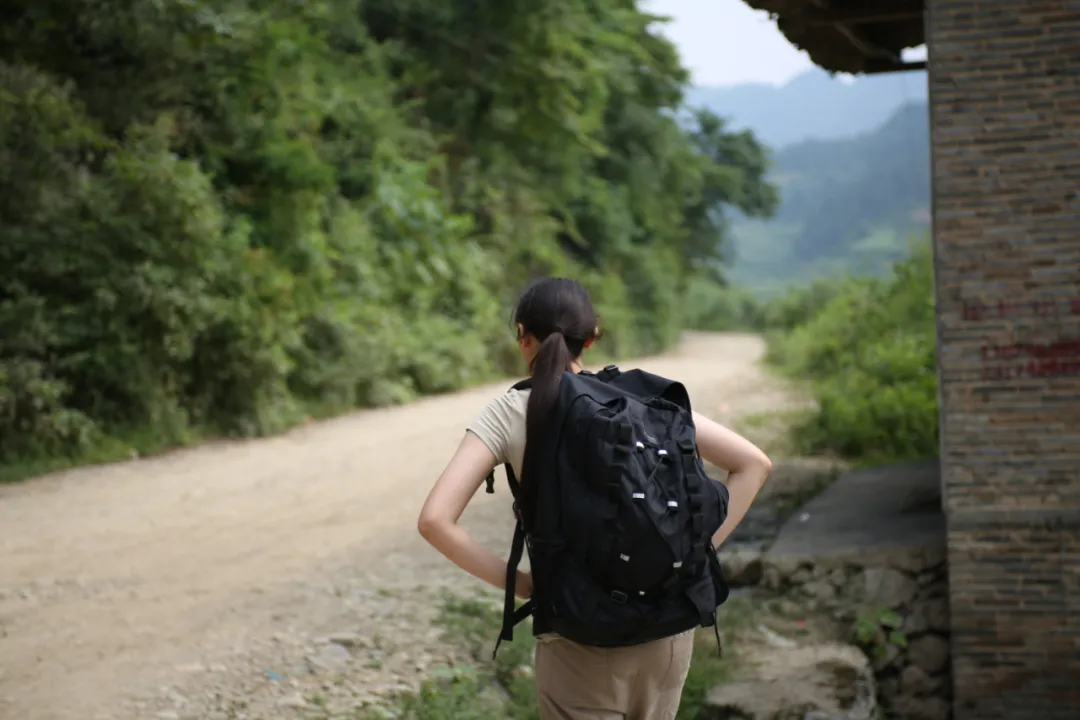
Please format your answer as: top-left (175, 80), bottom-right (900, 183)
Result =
top-left (926, 2), bottom-right (1080, 718)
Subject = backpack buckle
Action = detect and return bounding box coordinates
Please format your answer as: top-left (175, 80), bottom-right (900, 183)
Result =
top-left (610, 590), bottom-right (628, 605)
top-left (597, 364), bottom-right (621, 383)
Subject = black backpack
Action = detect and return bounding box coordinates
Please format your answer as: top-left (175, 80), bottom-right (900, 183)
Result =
top-left (485, 365), bottom-right (730, 657)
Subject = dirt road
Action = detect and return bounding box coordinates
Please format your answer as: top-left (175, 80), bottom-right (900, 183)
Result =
top-left (0, 333), bottom-right (795, 720)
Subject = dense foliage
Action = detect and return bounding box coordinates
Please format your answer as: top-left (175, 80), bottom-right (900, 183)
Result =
top-left (0, 0), bottom-right (776, 472)
top-left (767, 237), bottom-right (939, 463)
top-left (682, 271), bottom-right (844, 335)
top-left (681, 277), bottom-right (765, 333)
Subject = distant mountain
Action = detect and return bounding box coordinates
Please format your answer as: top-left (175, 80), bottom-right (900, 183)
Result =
top-left (727, 101), bottom-right (931, 295)
top-left (685, 68), bottom-right (928, 148)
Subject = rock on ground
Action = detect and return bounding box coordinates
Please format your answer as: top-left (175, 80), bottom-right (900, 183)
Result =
top-left (720, 547), bottom-right (765, 588)
top-left (705, 643), bottom-right (877, 720)
top-left (863, 567), bottom-right (919, 610)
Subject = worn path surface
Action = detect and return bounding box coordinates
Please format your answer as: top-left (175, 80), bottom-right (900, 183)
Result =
top-left (0, 332), bottom-right (799, 720)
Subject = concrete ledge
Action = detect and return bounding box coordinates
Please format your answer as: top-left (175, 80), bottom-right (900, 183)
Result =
top-left (947, 507), bottom-right (1080, 530)
top-left (766, 459), bottom-right (946, 571)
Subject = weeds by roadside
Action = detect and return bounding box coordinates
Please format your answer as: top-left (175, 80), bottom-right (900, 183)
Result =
top-left (764, 236), bottom-right (938, 466)
top-left (343, 593), bottom-right (759, 720)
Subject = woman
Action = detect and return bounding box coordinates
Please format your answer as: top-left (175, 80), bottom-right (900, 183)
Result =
top-left (418, 277), bottom-right (772, 720)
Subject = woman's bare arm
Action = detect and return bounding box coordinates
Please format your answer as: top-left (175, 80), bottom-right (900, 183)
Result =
top-left (417, 432), bottom-right (533, 598)
top-left (692, 411), bottom-right (773, 548)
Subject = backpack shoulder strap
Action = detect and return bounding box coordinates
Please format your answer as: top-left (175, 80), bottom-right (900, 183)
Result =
top-left (491, 377), bottom-right (537, 656)
top-left (483, 378), bottom-right (532, 495)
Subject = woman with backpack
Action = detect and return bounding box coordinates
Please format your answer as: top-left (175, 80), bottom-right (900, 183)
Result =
top-left (418, 277), bottom-right (773, 720)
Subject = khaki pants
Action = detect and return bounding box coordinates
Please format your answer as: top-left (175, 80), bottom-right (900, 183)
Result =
top-left (534, 632), bottom-right (694, 720)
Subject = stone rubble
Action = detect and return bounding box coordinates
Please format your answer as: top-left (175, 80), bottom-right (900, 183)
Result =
top-left (758, 545), bottom-right (953, 720)
top-left (705, 642), bottom-right (878, 720)
top-left (136, 585), bottom-right (478, 720)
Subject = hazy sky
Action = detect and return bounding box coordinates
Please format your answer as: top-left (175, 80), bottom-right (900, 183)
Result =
top-left (645, 0), bottom-right (928, 88)
top-left (644, 0), bottom-right (812, 87)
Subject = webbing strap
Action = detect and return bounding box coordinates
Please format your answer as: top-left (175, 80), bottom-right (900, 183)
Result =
top-left (679, 440), bottom-right (708, 581)
top-left (594, 413), bottom-right (619, 522)
top-left (485, 462), bottom-right (521, 499)
top-left (606, 419), bottom-right (633, 494)
top-left (605, 419), bottom-right (634, 595)
top-left (494, 518), bottom-right (534, 658)
top-left (679, 440), bottom-right (717, 630)
top-left (492, 447), bottom-right (533, 657)
top-left (506, 464), bottom-right (522, 501)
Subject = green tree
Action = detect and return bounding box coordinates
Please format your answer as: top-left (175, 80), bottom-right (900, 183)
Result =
top-left (0, 0), bottom-right (777, 475)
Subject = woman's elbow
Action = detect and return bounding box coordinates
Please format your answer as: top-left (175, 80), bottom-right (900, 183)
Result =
top-left (740, 449), bottom-right (772, 485)
top-left (759, 450), bottom-right (773, 477)
top-left (417, 512), bottom-right (445, 543)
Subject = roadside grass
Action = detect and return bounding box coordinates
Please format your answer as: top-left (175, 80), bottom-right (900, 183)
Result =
top-left (348, 592), bottom-right (759, 720)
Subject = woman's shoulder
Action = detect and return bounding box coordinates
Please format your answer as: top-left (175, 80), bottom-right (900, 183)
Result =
top-left (487, 386), bottom-right (530, 415)
top-left (468, 387), bottom-right (529, 458)
top-left (473, 387), bottom-right (528, 428)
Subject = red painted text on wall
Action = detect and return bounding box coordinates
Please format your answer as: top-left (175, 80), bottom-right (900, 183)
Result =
top-left (980, 340), bottom-right (1080, 380)
top-left (963, 298), bottom-right (1080, 322)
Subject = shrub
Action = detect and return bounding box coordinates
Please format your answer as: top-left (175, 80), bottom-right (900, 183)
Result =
top-left (682, 274), bottom-right (767, 332)
top-left (681, 273), bottom-right (847, 336)
top-left (767, 237), bottom-right (939, 463)
top-left (759, 278), bottom-right (849, 333)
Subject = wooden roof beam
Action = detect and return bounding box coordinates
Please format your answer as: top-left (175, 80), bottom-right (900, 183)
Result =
top-left (863, 59), bottom-right (927, 74)
top-left (799, 1), bottom-right (924, 27)
top-left (834, 23), bottom-right (902, 64)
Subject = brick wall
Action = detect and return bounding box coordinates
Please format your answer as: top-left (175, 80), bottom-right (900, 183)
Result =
top-left (926, 1), bottom-right (1080, 717)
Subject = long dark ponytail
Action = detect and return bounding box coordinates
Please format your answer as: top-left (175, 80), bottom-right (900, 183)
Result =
top-left (513, 278), bottom-right (597, 522)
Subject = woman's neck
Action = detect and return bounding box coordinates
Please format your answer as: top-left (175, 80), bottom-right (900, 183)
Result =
top-left (527, 358), bottom-right (584, 376)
